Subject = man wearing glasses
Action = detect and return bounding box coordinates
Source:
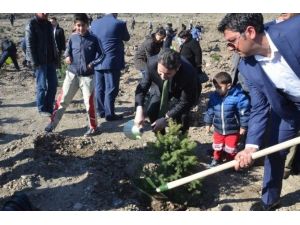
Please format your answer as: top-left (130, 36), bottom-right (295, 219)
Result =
top-left (218, 13), bottom-right (300, 210)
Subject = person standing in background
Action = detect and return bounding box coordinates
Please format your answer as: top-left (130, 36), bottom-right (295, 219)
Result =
top-left (26, 13), bottom-right (58, 116)
top-left (131, 17), bottom-right (136, 30)
top-left (9, 14), bottom-right (15, 26)
top-left (91, 13), bottom-right (130, 121)
top-left (50, 16), bottom-right (66, 75)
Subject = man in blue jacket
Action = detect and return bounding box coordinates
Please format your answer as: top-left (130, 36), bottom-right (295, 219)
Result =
top-left (218, 13), bottom-right (300, 210)
top-left (91, 13), bottom-right (130, 121)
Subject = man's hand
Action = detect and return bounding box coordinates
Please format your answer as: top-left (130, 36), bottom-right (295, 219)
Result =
top-left (239, 128), bottom-right (246, 135)
top-left (205, 125), bottom-right (211, 133)
top-left (134, 106), bottom-right (145, 128)
top-left (234, 147), bottom-right (257, 170)
top-left (151, 118), bottom-right (167, 132)
top-left (87, 63), bottom-right (94, 72)
top-left (65, 56), bottom-right (72, 65)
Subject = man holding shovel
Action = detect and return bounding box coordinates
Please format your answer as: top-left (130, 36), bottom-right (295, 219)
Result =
top-left (218, 13), bottom-right (300, 210)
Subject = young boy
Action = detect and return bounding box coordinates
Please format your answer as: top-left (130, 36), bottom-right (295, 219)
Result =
top-left (45, 13), bottom-right (104, 136)
top-left (204, 72), bottom-right (250, 167)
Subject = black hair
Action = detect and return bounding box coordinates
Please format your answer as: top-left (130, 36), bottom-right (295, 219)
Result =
top-left (155, 27), bottom-right (167, 37)
top-left (157, 48), bottom-right (181, 70)
top-left (178, 30), bottom-right (191, 39)
top-left (73, 13), bottom-right (89, 25)
top-left (50, 16), bottom-right (57, 21)
top-left (218, 13), bottom-right (264, 34)
top-left (213, 72), bottom-right (232, 85)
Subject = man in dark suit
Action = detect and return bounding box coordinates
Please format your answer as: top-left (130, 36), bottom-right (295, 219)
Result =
top-left (218, 13), bottom-right (300, 210)
top-left (134, 48), bottom-right (199, 133)
top-left (91, 13), bottom-right (130, 121)
top-left (50, 17), bottom-right (66, 70)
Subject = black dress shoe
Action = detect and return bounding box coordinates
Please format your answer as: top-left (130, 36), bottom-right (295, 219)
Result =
top-left (97, 113), bottom-right (105, 118)
top-left (105, 114), bottom-right (123, 121)
top-left (250, 200), bottom-right (280, 211)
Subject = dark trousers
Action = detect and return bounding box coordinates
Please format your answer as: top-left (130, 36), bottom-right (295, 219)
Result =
top-left (0, 51), bottom-right (19, 70)
top-left (35, 64), bottom-right (58, 114)
top-left (94, 69), bottom-right (121, 118)
top-left (262, 110), bottom-right (300, 206)
top-left (146, 93), bottom-right (190, 133)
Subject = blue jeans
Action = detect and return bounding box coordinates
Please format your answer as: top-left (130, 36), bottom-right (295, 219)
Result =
top-left (262, 110), bottom-right (300, 206)
top-left (35, 64), bottom-right (57, 113)
top-left (94, 69), bottom-right (120, 118)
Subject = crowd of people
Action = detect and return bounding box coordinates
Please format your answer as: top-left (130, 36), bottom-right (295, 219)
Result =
top-left (0, 13), bottom-right (299, 211)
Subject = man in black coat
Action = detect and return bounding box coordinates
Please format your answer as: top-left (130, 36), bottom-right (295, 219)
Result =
top-left (26, 13), bottom-right (58, 116)
top-left (178, 30), bottom-right (202, 74)
top-left (50, 16), bottom-right (66, 70)
top-left (178, 30), bottom-right (208, 85)
top-left (134, 27), bottom-right (166, 78)
top-left (163, 23), bottom-right (177, 49)
top-left (134, 48), bottom-right (199, 133)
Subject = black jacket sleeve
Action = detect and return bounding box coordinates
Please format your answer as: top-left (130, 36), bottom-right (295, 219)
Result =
top-left (167, 76), bottom-right (198, 118)
top-left (191, 41), bottom-right (202, 70)
top-left (135, 66), bottom-right (152, 107)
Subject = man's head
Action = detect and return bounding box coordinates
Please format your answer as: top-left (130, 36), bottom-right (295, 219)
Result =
top-left (154, 27), bottom-right (166, 43)
top-left (212, 72), bottom-right (232, 96)
top-left (157, 48), bottom-right (181, 80)
top-left (49, 17), bottom-right (57, 28)
top-left (73, 13), bottom-right (89, 35)
top-left (167, 23), bottom-right (172, 28)
top-left (36, 13), bottom-right (49, 21)
top-left (277, 13), bottom-right (299, 22)
top-left (178, 30), bottom-right (191, 43)
top-left (218, 13), bottom-right (264, 57)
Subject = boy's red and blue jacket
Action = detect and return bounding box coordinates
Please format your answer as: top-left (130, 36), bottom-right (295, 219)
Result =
top-left (65, 31), bottom-right (105, 76)
top-left (204, 85), bottom-right (251, 135)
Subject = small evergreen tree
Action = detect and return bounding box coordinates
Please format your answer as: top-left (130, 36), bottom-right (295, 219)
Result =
top-left (144, 120), bottom-right (202, 204)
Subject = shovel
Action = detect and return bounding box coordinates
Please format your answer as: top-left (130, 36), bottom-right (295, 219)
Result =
top-left (132, 177), bottom-right (168, 200)
top-left (156, 136), bottom-right (300, 193)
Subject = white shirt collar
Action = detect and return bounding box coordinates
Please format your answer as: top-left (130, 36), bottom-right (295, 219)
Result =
top-left (254, 31), bottom-right (278, 62)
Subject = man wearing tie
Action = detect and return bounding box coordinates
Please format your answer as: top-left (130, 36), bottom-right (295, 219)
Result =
top-left (134, 48), bottom-right (199, 134)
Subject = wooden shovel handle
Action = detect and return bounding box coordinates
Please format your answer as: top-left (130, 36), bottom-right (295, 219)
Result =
top-left (156, 136), bottom-right (300, 192)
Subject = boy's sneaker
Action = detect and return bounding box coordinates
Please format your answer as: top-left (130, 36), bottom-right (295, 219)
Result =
top-left (84, 127), bottom-right (100, 137)
top-left (44, 123), bottom-right (54, 133)
top-left (208, 159), bottom-right (221, 168)
top-left (39, 111), bottom-right (51, 117)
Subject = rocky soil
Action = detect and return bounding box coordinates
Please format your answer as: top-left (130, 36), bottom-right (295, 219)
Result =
top-left (0, 13), bottom-right (299, 211)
